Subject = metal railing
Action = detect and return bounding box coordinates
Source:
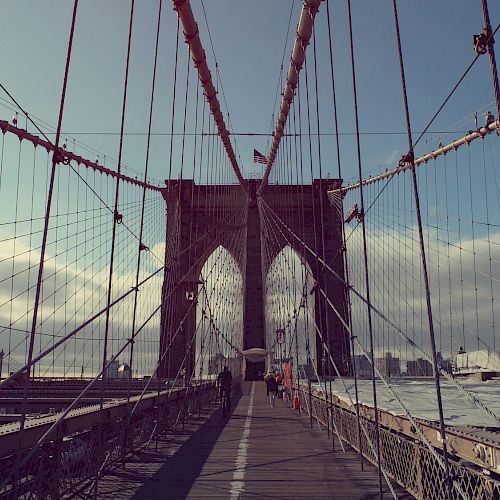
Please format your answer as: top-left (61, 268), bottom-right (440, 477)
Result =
top-left (0, 382), bottom-right (218, 498)
top-left (295, 385), bottom-right (500, 500)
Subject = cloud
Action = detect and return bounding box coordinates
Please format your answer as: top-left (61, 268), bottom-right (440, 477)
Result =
top-left (346, 224), bottom-right (500, 362)
top-left (0, 226), bottom-right (165, 378)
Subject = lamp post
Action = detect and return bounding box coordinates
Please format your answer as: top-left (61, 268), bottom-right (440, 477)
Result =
top-left (276, 328), bottom-right (285, 372)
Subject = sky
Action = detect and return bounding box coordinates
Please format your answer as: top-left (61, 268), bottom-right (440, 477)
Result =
top-left (0, 0), bottom-right (498, 184)
top-left (0, 1), bottom-right (499, 375)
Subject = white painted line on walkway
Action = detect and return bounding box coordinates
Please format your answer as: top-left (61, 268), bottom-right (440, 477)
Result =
top-left (229, 382), bottom-right (255, 499)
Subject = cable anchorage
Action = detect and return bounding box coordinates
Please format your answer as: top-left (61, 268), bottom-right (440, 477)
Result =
top-left (344, 203), bottom-right (363, 224)
top-left (473, 27), bottom-right (493, 55)
top-left (398, 150), bottom-right (414, 168)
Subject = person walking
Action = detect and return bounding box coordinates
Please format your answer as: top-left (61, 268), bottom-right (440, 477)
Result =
top-left (266, 372), bottom-right (279, 407)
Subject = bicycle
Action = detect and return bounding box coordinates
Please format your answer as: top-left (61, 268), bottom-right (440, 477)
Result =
top-left (220, 386), bottom-right (231, 418)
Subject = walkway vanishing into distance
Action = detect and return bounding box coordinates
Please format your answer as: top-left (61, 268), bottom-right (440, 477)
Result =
top-left (90, 382), bottom-right (408, 499)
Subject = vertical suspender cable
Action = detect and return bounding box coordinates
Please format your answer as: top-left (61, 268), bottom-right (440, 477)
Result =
top-left (346, 1), bottom-right (384, 497)
top-left (161, 16), bottom-right (180, 378)
top-left (481, 140), bottom-right (496, 349)
top-left (481, 0), bottom-right (500, 118)
top-left (312, 21), bottom-right (336, 446)
top-left (20, 0), bottom-right (79, 434)
top-left (101, 0), bottom-right (135, 406)
top-left (303, 58), bottom-right (319, 431)
top-left (129, 0), bottom-right (163, 395)
top-left (294, 76), bottom-right (309, 422)
top-left (391, 1), bottom-right (452, 497)
top-left (177, 47), bottom-right (191, 385)
top-left (325, 0), bottom-right (363, 467)
top-left (173, 0), bottom-right (248, 194)
top-left (258, 0), bottom-right (321, 195)
top-left (292, 93), bottom-right (304, 406)
top-left (167, 17), bottom-right (180, 185)
top-left (178, 47), bottom-right (191, 183)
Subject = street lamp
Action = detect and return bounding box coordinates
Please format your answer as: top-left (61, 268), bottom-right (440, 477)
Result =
top-left (276, 328), bottom-right (285, 370)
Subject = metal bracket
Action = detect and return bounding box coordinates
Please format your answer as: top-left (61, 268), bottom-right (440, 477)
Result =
top-left (114, 211), bottom-right (123, 224)
top-left (183, 24), bottom-right (199, 43)
top-left (484, 111), bottom-right (496, 128)
top-left (53, 150), bottom-right (70, 165)
top-left (473, 30), bottom-right (490, 55)
top-left (139, 242), bottom-right (149, 252)
top-left (398, 150), bottom-right (415, 168)
top-left (344, 203), bottom-right (359, 224)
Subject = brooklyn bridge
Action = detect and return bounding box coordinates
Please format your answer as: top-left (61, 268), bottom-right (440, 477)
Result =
top-left (0, 0), bottom-right (499, 498)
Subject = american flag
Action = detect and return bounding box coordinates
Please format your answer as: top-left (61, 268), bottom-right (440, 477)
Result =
top-left (253, 149), bottom-right (268, 164)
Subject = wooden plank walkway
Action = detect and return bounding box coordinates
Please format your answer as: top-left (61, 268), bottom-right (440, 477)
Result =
top-left (93, 382), bottom-right (410, 499)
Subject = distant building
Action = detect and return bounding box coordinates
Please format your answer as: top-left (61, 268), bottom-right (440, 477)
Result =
top-left (117, 363), bottom-right (131, 379)
top-left (353, 354), bottom-right (373, 378)
top-left (407, 358), bottom-right (433, 376)
top-left (440, 358), bottom-right (453, 374)
top-left (298, 363), bottom-right (313, 379)
top-left (437, 352), bottom-right (452, 374)
top-left (0, 350), bottom-right (3, 379)
top-left (376, 352), bottom-right (401, 378)
top-left (104, 359), bottom-right (119, 379)
top-left (453, 349), bottom-right (500, 378)
top-left (208, 353), bottom-right (228, 375)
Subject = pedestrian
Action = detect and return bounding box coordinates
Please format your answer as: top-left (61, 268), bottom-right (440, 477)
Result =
top-left (266, 373), bottom-right (279, 407)
top-left (275, 372), bottom-right (284, 398)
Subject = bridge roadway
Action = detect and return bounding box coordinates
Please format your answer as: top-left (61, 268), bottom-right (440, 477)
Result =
top-left (91, 381), bottom-right (409, 499)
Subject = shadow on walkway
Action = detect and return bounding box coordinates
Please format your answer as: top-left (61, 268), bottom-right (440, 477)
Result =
top-left (130, 386), bottom-right (243, 499)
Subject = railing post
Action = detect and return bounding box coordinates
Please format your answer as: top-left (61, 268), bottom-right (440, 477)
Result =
top-left (415, 446), bottom-right (424, 499)
top-left (37, 443), bottom-right (62, 499)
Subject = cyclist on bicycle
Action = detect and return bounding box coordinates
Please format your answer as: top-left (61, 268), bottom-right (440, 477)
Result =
top-left (217, 365), bottom-right (233, 411)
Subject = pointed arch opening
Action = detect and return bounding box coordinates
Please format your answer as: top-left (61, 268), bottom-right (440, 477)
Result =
top-left (195, 246), bottom-right (243, 380)
top-left (264, 245), bottom-right (316, 375)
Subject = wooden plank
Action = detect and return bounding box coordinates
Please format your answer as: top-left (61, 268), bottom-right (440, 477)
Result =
top-left (89, 382), bottom-right (411, 499)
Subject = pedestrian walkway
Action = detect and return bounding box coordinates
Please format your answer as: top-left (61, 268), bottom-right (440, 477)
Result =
top-left (94, 381), bottom-right (409, 499)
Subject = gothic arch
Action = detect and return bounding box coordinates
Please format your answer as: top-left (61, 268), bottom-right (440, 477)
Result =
top-left (158, 179), bottom-right (350, 379)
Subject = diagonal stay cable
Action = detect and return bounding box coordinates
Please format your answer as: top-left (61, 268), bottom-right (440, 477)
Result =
top-left (258, 0), bottom-right (321, 195)
top-left (260, 201), bottom-right (468, 499)
top-left (259, 200), bottom-right (400, 498)
top-left (0, 83), bottom-right (164, 264)
top-left (199, 0), bottom-right (245, 173)
top-left (261, 198), bottom-right (500, 427)
top-left (173, 0), bottom-right (248, 192)
top-left (332, 24), bottom-right (500, 222)
top-left (0, 204), bottom-right (246, 389)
